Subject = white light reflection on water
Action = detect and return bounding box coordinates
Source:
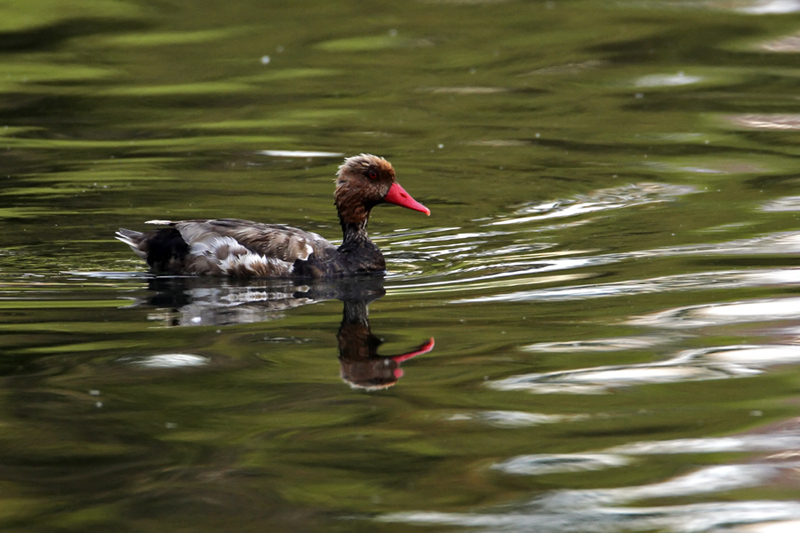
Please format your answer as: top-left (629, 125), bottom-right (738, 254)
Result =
top-left (728, 114), bottom-right (800, 130)
top-left (494, 453), bottom-right (630, 475)
top-left (391, 259), bottom-right (598, 296)
top-left (759, 33), bottom-right (800, 52)
top-left (737, 0), bottom-right (800, 14)
top-left (455, 269), bottom-right (800, 304)
top-left (522, 336), bottom-right (668, 353)
top-left (380, 465), bottom-right (800, 532)
top-left (607, 433), bottom-right (800, 455)
top-left (762, 195), bottom-right (800, 212)
top-left (256, 150), bottom-right (344, 157)
top-left (630, 296), bottom-right (800, 329)
top-left (128, 353), bottom-right (209, 368)
top-left (380, 423), bottom-right (800, 530)
top-left (487, 343), bottom-right (800, 395)
top-left (383, 426), bottom-right (800, 529)
top-left (386, 177), bottom-right (800, 298)
top-left (468, 435), bottom-right (800, 530)
top-left (380, 501), bottom-right (800, 533)
top-left (487, 361), bottom-right (735, 395)
top-left (489, 183), bottom-right (695, 226)
top-left (447, 410), bottom-right (588, 428)
top-left (634, 72), bottom-right (703, 87)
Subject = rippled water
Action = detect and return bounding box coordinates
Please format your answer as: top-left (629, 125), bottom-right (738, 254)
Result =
top-left (4, 0), bottom-right (800, 531)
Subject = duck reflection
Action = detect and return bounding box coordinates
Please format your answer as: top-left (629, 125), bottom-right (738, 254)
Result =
top-left (139, 276), bottom-right (433, 389)
top-left (337, 293), bottom-right (434, 390)
top-left (142, 276), bottom-right (311, 326)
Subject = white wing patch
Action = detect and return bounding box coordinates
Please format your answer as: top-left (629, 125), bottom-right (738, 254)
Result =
top-left (145, 219), bottom-right (174, 225)
top-left (188, 236), bottom-right (295, 277)
top-left (300, 242), bottom-right (314, 261)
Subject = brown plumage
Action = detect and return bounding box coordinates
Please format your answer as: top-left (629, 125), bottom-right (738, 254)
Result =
top-left (116, 154), bottom-right (430, 278)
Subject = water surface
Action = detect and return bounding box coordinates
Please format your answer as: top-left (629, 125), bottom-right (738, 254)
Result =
top-left (3, 0), bottom-right (800, 531)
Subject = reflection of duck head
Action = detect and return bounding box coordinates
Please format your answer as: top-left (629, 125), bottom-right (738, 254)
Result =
top-left (338, 298), bottom-right (434, 390)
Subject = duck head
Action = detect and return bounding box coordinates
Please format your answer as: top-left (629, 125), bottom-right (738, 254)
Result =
top-left (334, 154), bottom-right (430, 226)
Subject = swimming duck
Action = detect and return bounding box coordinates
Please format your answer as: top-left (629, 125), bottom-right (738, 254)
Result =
top-left (116, 154), bottom-right (430, 277)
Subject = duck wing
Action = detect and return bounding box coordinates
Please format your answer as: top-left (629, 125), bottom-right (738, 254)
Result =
top-left (171, 219), bottom-right (334, 263)
top-left (117, 219), bottom-right (335, 277)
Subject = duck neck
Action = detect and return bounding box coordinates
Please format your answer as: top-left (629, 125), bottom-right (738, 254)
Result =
top-left (339, 218), bottom-right (373, 252)
top-left (334, 203), bottom-right (385, 272)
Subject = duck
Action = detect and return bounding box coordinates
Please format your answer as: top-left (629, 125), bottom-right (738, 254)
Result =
top-left (115, 154), bottom-right (430, 278)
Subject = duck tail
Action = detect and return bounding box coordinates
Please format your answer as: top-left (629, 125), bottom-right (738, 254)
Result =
top-left (115, 228), bottom-right (148, 260)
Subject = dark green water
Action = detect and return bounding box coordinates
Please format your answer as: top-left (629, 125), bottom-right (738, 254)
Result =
top-left (4, 0), bottom-right (800, 531)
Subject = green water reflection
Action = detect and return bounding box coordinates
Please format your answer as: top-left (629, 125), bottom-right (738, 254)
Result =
top-left (4, 0), bottom-right (800, 531)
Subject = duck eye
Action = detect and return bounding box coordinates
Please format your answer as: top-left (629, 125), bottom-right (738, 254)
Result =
top-left (367, 170), bottom-right (378, 180)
